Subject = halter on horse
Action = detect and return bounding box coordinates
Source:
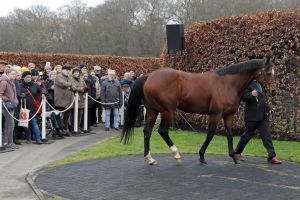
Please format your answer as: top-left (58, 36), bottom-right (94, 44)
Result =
top-left (121, 58), bottom-right (276, 165)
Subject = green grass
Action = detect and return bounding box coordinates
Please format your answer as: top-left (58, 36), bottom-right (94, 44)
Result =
top-left (48, 128), bottom-right (300, 168)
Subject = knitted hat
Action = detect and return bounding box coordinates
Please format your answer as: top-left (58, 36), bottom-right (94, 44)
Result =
top-left (94, 65), bottom-right (101, 70)
top-left (31, 69), bottom-right (39, 76)
top-left (79, 63), bottom-right (86, 69)
top-left (62, 65), bottom-right (71, 70)
top-left (72, 67), bottom-right (81, 74)
top-left (22, 71), bottom-right (31, 79)
top-left (45, 61), bottom-right (51, 68)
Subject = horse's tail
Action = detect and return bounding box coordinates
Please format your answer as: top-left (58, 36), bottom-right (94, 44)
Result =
top-left (121, 75), bottom-right (148, 144)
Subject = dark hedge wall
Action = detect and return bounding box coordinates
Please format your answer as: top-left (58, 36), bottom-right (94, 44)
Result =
top-left (160, 9), bottom-right (300, 138)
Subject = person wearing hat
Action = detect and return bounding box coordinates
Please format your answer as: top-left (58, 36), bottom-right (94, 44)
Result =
top-left (100, 69), bottom-right (123, 131)
top-left (43, 62), bottom-right (52, 80)
top-left (30, 69), bottom-right (46, 89)
top-left (54, 65), bottom-right (73, 136)
top-left (45, 62), bottom-right (51, 70)
top-left (0, 60), bottom-right (8, 76)
top-left (20, 70), bottom-right (44, 144)
top-left (86, 65), bottom-right (102, 125)
top-left (69, 67), bottom-right (87, 134)
top-left (21, 66), bottom-right (29, 74)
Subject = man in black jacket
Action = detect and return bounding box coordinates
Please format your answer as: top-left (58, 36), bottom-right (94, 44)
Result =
top-left (235, 73), bottom-right (282, 164)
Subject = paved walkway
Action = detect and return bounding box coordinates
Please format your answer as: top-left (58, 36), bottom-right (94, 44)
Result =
top-left (36, 154), bottom-right (300, 200)
top-left (0, 127), bottom-right (117, 200)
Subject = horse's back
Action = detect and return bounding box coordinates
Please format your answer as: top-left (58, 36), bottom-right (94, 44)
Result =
top-left (143, 68), bottom-right (220, 113)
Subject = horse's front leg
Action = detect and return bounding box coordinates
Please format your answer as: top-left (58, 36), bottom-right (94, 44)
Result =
top-left (226, 127), bottom-right (238, 164)
top-left (224, 115), bottom-right (238, 164)
top-left (199, 128), bottom-right (214, 164)
top-left (199, 114), bottom-right (221, 164)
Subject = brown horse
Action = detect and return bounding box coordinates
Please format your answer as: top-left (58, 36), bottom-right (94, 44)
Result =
top-left (121, 58), bottom-right (276, 165)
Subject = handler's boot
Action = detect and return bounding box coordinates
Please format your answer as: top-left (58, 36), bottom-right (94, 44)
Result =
top-left (236, 154), bottom-right (245, 161)
top-left (268, 157), bottom-right (282, 164)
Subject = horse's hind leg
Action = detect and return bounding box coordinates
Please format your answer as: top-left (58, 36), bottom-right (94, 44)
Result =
top-left (158, 112), bottom-right (182, 163)
top-left (144, 109), bottom-right (159, 165)
top-left (199, 114), bottom-right (221, 164)
top-left (223, 115), bottom-right (238, 164)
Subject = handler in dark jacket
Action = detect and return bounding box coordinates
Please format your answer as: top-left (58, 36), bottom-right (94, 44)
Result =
top-left (100, 69), bottom-right (123, 131)
top-left (235, 73), bottom-right (282, 164)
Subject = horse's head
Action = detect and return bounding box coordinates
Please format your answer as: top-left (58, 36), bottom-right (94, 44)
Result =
top-left (255, 57), bottom-right (277, 96)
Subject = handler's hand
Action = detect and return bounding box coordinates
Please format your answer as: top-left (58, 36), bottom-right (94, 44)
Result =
top-left (251, 90), bottom-right (258, 97)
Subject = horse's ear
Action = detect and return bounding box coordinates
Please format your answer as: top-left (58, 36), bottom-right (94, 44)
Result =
top-left (264, 56), bottom-right (272, 68)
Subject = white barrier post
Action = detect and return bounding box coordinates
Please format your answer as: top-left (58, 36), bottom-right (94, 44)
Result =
top-left (41, 95), bottom-right (46, 140)
top-left (83, 93), bottom-right (88, 131)
top-left (74, 92), bottom-right (79, 133)
top-left (120, 91), bottom-right (125, 126)
top-left (0, 98), bottom-right (3, 149)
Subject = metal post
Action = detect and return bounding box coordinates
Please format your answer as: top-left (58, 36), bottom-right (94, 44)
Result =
top-left (41, 95), bottom-right (46, 139)
top-left (83, 93), bottom-right (88, 131)
top-left (74, 92), bottom-right (79, 132)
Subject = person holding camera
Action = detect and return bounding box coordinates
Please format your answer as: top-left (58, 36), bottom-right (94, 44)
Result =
top-left (100, 69), bottom-right (123, 131)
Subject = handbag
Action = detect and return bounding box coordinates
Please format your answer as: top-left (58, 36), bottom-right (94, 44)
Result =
top-left (18, 99), bottom-right (30, 128)
top-left (5, 100), bottom-right (17, 110)
top-left (26, 88), bottom-right (42, 115)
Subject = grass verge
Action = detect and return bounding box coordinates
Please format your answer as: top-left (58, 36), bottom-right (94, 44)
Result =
top-left (48, 128), bottom-right (300, 168)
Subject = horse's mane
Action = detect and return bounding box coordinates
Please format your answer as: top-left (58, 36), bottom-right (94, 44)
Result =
top-left (216, 59), bottom-right (266, 76)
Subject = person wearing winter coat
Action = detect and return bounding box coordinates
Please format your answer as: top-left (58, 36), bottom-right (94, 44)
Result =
top-left (70, 67), bottom-right (87, 134)
top-left (82, 72), bottom-right (96, 131)
top-left (0, 68), bottom-right (18, 149)
top-left (54, 65), bottom-right (73, 135)
top-left (19, 71), bottom-right (44, 144)
top-left (100, 69), bottom-right (123, 131)
top-left (45, 70), bottom-right (65, 138)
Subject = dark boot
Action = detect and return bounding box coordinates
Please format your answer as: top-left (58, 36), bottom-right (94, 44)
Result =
top-left (55, 129), bottom-right (64, 138)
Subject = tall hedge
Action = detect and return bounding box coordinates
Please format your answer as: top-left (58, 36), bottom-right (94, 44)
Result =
top-left (0, 52), bottom-right (160, 75)
top-left (160, 9), bottom-right (300, 137)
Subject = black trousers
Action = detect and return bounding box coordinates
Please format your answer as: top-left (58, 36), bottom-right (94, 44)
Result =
top-left (50, 112), bottom-right (64, 130)
top-left (235, 120), bottom-right (276, 159)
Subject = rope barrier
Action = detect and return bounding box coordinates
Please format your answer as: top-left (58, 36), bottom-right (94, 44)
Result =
top-left (45, 97), bottom-right (75, 114)
top-left (87, 95), bottom-right (119, 105)
top-left (2, 99), bottom-right (43, 122)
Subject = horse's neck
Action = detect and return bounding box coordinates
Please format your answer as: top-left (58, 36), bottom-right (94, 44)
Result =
top-left (225, 70), bottom-right (258, 96)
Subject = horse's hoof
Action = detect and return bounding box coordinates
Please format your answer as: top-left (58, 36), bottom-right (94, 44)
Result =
top-left (233, 155), bottom-right (239, 164)
top-left (149, 160), bottom-right (158, 165)
top-left (199, 158), bottom-right (207, 164)
top-left (175, 157), bottom-right (182, 163)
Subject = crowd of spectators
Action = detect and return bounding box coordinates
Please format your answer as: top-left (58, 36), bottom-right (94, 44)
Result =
top-left (0, 59), bottom-right (141, 150)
